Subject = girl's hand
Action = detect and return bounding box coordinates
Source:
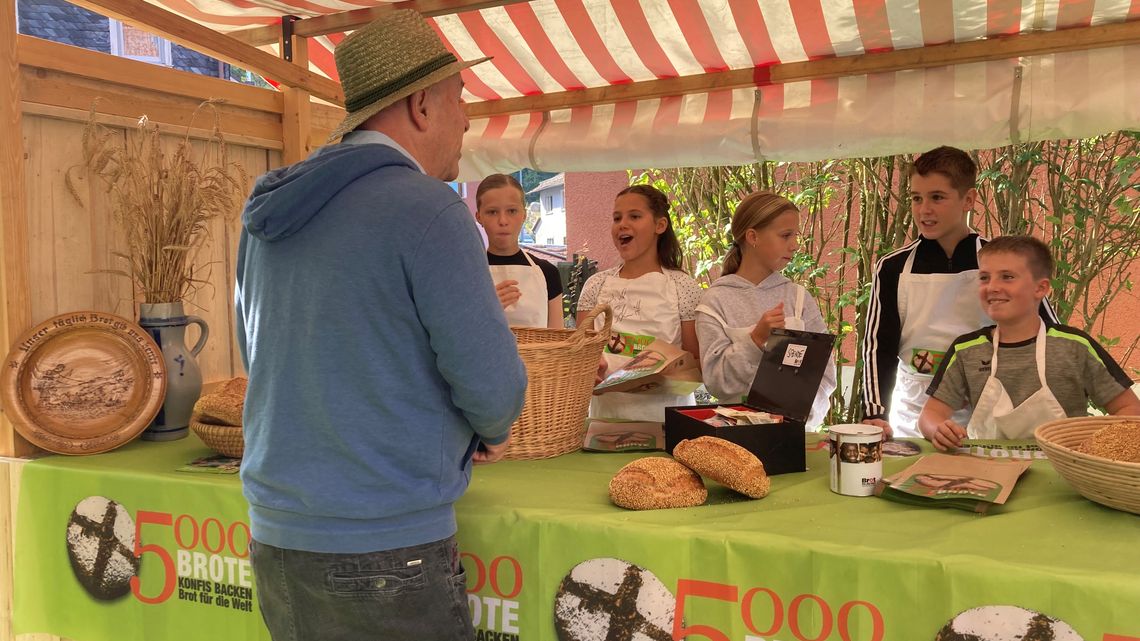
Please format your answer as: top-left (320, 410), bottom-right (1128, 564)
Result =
top-left (750, 303), bottom-right (785, 349)
top-left (595, 356), bottom-right (608, 385)
top-left (495, 280), bottom-right (522, 310)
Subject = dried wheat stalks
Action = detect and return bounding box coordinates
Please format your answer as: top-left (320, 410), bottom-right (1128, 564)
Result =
top-left (68, 100), bottom-right (248, 303)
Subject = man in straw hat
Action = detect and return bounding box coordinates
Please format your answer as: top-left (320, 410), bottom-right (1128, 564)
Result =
top-left (234, 9), bottom-right (526, 640)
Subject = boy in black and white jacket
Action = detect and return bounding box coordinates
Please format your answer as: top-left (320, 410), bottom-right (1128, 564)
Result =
top-left (859, 147), bottom-right (1057, 438)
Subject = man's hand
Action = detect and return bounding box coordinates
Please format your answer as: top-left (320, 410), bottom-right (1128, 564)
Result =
top-left (861, 417), bottom-right (894, 440)
top-left (930, 420), bottom-right (967, 452)
top-left (495, 280), bottom-right (522, 310)
top-left (473, 437), bottom-right (510, 464)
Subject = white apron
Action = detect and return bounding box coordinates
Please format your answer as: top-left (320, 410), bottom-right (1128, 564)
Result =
top-left (889, 237), bottom-right (989, 437)
top-left (696, 284), bottom-right (829, 425)
top-left (590, 271), bottom-right (694, 422)
top-left (489, 252), bottom-right (547, 328)
top-left (966, 322), bottom-right (1066, 440)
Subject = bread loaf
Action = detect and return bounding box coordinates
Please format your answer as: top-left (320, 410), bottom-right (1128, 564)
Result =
top-left (193, 377), bottom-right (247, 426)
top-left (221, 376), bottom-right (248, 398)
top-left (673, 436), bottom-right (770, 499)
top-left (609, 457), bottom-right (707, 510)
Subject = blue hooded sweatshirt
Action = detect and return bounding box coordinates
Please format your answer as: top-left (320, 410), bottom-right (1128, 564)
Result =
top-left (235, 142), bottom-right (527, 553)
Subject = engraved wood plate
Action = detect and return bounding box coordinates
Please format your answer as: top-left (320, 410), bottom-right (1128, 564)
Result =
top-left (1, 311), bottom-right (166, 455)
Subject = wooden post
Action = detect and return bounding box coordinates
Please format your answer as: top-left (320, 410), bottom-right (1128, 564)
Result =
top-left (1, 0), bottom-right (36, 458)
top-left (281, 25), bottom-right (312, 166)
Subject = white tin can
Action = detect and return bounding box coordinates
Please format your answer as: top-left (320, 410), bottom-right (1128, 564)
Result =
top-left (829, 424), bottom-right (884, 496)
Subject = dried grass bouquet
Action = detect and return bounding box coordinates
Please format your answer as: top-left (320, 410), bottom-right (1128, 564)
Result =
top-left (69, 101), bottom-right (247, 303)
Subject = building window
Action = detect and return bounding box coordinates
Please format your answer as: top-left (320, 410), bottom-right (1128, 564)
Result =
top-left (109, 20), bottom-right (172, 66)
top-left (543, 195), bottom-right (554, 211)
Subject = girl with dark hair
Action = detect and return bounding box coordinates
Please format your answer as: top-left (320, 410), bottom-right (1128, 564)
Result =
top-left (475, 174), bottom-right (564, 328)
top-left (695, 191), bottom-right (836, 428)
top-left (576, 184), bottom-right (702, 423)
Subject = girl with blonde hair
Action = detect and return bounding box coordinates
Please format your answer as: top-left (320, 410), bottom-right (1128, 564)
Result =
top-left (696, 191), bottom-right (836, 428)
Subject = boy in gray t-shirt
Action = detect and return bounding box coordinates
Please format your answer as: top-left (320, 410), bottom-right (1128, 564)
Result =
top-left (919, 236), bottom-right (1139, 450)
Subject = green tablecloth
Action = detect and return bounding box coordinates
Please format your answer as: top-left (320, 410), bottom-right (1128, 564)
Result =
top-left (13, 434), bottom-right (1140, 641)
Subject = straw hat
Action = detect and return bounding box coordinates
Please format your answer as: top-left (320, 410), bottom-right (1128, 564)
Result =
top-left (327, 9), bottom-right (489, 143)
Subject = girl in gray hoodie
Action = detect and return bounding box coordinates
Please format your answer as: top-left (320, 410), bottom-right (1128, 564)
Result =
top-left (695, 191), bottom-right (837, 429)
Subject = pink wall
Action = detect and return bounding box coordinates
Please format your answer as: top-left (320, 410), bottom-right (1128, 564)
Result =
top-left (564, 171), bottom-right (629, 270)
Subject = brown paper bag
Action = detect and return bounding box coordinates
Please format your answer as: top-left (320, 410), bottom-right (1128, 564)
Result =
top-left (875, 453), bottom-right (1032, 513)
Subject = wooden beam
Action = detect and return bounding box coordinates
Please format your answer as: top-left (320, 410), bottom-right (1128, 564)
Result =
top-left (1, 0), bottom-right (37, 457)
top-left (67, 0), bottom-right (344, 106)
top-left (282, 33), bottom-right (312, 164)
top-left (467, 19), bottom-right (1140, 118)
top-left (229, 0), bottom-right (532, 47)
top-left (18, 35), bottom-right (282, 115)
top-left (20, 65), bottom-right (285, 146)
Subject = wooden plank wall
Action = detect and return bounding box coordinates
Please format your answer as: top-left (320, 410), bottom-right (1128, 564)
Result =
top-left (3, 36), bottom-right (345, 459)
top-left (20, 115), bottom-right (272, 380)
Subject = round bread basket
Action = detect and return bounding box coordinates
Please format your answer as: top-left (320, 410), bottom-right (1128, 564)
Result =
top-left (1035, 415), bottom-right (1140, 515)
top-left (190, 414), bottom-right (244, 458)
top-left (504, 304), bottom-right (612, 460)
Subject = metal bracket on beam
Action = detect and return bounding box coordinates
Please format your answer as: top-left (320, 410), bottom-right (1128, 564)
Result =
top-left (281, 15), bottom-right (300, 62)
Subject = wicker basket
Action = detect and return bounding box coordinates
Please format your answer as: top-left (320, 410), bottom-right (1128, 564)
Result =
top-left (503, 304), bottom-right (612, 460)
top-left (190, 414), bottom-right (244, 458)
top-left (1035, 416), bottom-right (1140, 515)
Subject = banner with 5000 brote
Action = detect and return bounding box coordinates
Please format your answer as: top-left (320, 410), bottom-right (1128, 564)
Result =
top-left (13, 436), bottom-right (1140, 641)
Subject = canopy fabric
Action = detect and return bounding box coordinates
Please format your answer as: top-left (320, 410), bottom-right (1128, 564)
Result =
top-left (147, 0), bottom-right (1140, 176)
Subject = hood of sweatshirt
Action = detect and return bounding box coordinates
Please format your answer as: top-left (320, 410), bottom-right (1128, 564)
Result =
top-left (241, 143), bottom-right (417, 242)
top-left (708, 272), bottom-right (791, 293)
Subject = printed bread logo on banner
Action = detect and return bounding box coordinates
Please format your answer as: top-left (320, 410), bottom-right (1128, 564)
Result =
top-left (935, 605), bottom-right (1083, 640)
top-left (462, 552), bottom-right (523, 640)
top-left (554, 557), bottom-right (674, 641)
top-left (66, 496), bottom-right (139, 600)
top-left (910, 348), bottom-right (945, 374)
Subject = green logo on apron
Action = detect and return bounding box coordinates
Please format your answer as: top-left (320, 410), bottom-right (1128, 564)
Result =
top-left (607, 331), bottom-right (655, 356)
top-left (910, 348), bottom-right (946, 375)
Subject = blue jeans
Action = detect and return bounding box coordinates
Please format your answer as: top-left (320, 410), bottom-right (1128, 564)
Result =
top-left (250, 536), bottom-right (474, 641)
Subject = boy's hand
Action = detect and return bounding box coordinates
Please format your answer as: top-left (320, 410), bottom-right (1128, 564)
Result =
top-left (495, 280), bottom-right (522, 310)
top-left (473, 436), bottom-right (511, 464)
top-left (751, 303), bottom-right (786, 349)
top-left (861, 417), bottom-right (893, 440)
top-left (930, 420), bottom-right (967, 451)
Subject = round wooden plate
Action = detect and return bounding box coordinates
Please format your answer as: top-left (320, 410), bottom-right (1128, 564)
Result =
top-left (1, 311), bottom-right (166, 455)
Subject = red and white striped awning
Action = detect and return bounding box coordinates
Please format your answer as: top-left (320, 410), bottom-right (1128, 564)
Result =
top-left (149, 0), bottom-right (1140, 177)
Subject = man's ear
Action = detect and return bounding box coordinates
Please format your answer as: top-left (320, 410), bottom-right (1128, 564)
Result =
top-left (407, 89), bottom-right (431, 132)
top-left (1036, 277), bottom-right (1052, 300)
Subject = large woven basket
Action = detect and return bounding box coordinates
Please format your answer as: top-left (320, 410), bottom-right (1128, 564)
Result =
top-left (504, 304), bottom-right (612, 460)
top-left (190, 414), bottom-right (244, 458)
top-left (1035, 415), bottom-right (1140, 515)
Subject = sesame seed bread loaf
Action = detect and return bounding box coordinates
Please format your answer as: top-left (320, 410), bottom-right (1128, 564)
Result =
top-left (673, 436), bottom-right (770, 499)
top-left (192, 377), bottom-right (247, 426)
top-left (609, 457), bottom-right (707, 510)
